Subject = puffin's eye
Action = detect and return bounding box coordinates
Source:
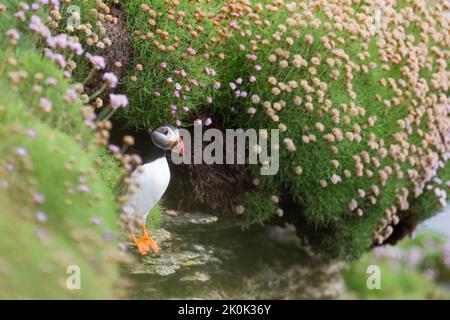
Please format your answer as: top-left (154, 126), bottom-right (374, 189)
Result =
top-left (164, 129), bottom-right (169, 135)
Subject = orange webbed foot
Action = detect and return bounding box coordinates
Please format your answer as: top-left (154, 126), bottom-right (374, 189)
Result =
top-left (131, 224), bottom-right (160, 256)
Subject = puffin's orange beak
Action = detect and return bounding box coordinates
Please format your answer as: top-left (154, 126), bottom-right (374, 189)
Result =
top-left (167, 140), bottom-right (175, 149)
top-left (178, 136), bottom-right (184, 156)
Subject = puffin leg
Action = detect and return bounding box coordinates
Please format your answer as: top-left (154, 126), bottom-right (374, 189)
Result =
top-left (129, 225), bottom-right (160, 256)
top-left (131, 233), bottom-right (151, 256)
top-left (141, 224), bottom-right (160, 254)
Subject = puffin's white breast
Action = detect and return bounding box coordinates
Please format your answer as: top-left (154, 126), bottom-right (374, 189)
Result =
top-left (123, 157), bottom-right (170, 221)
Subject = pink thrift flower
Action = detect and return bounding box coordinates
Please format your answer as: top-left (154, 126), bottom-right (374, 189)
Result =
top-left (109, 94), bottom-right (128, 109)
top-left (26, 129), bottom-right (36, 138)
top-left (103, 72), bottom-right (118, 88)
top-left (5, 163), bottom-right (14, 172)
top-left (204, 67), bottom-right (216, 76)
top-left (86, 53), bottom-right (106, 70)
top-left (284, 138), bottom-right (294, 147)
top-left (29, 15), bottom-right (51, 39)
top-left (39, 97), bottom-right (52, 112)
top-left (64, 88), bottom-right (77, 102)
top-left (6, 29), bottom-right (20, 44)
top-left (108, 144), bottom-right (121, 154)
top-left (78, 184), bottom-right (89, 194)
top-left (15, 147), bottom-right (27, 156)
top-left (33, 192), bottom-right (45, 204)
top-left (53, 53), bottom-right (67, 68)
top-left (19, 2), bottom-right (30, 10)
top-left (36, 211), bottom-right (48, 223)
top-left (90, 216), bottom-right (101, 225)
top-left (247, 54), bottom-right (257, 61)
top-left (14, 11), bottom-right (26, 21)
top-left (229, 21), bottom-right (240, 30)
top-left (46, 77), bottom-right (57, 86)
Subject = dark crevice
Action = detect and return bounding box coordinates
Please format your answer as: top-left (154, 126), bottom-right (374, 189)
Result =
top-left (277, 193), bottom-right (333, 256)
top-left (381, 212), bottom-right (418, 246)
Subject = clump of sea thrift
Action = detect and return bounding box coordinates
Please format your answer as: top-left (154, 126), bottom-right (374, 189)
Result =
top-left (118, 0), bottom-right (449, 258)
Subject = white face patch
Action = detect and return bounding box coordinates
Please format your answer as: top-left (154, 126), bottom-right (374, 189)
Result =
top-left (151, 126), bottom-right (179, 150)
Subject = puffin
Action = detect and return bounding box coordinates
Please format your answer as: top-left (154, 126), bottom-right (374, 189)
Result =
top-left (118, 124), bottom-right (184, 256)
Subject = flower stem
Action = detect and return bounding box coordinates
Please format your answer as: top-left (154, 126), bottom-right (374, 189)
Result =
top-left (0, 45), bottom-right (12, 78)
top-left (83, 69), bottom-right (96, 85)
top-left (97, 107), bottom-right (117, 122)
top-left (89, 83), bottom-right (107, 102)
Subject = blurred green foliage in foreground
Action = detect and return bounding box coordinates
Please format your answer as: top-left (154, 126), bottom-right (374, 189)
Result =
top-left (345, 232), bottom-right (450, 299)
top-left (0, 0), bottom-right (124, 298)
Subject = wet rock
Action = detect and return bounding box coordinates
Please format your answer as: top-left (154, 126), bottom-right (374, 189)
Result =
top-left (165, 210), bottom-right (178, 217)
top-left (180, 272), bottom-right (211, 282)
top-left (128, 250), bottom-right (220, 276)
top-left (126, 212), bottom-right (348, 299)
top-left (153, 228), bottom-right (171, 243)
top-left (163, 212), bottom-right (222, 227)
top-left (189, 216), bottom-right (218, 224)
top-left (267, 224), bottom-right (303, 249)
top-left (239, 262), bottom-right (347, 299)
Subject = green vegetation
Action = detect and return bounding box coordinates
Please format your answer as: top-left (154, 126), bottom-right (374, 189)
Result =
top-left (344, 232), bottom-right (450, 299)
top-left (0, 0), bottom-right (448, 299)
top-left (118, 0), bottom-right (450, 259)
top-left (0, 0), bottom-right (126, 298)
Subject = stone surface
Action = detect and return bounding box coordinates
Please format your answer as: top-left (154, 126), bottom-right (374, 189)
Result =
top-left (126, 211), bottom-right (348, 299)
